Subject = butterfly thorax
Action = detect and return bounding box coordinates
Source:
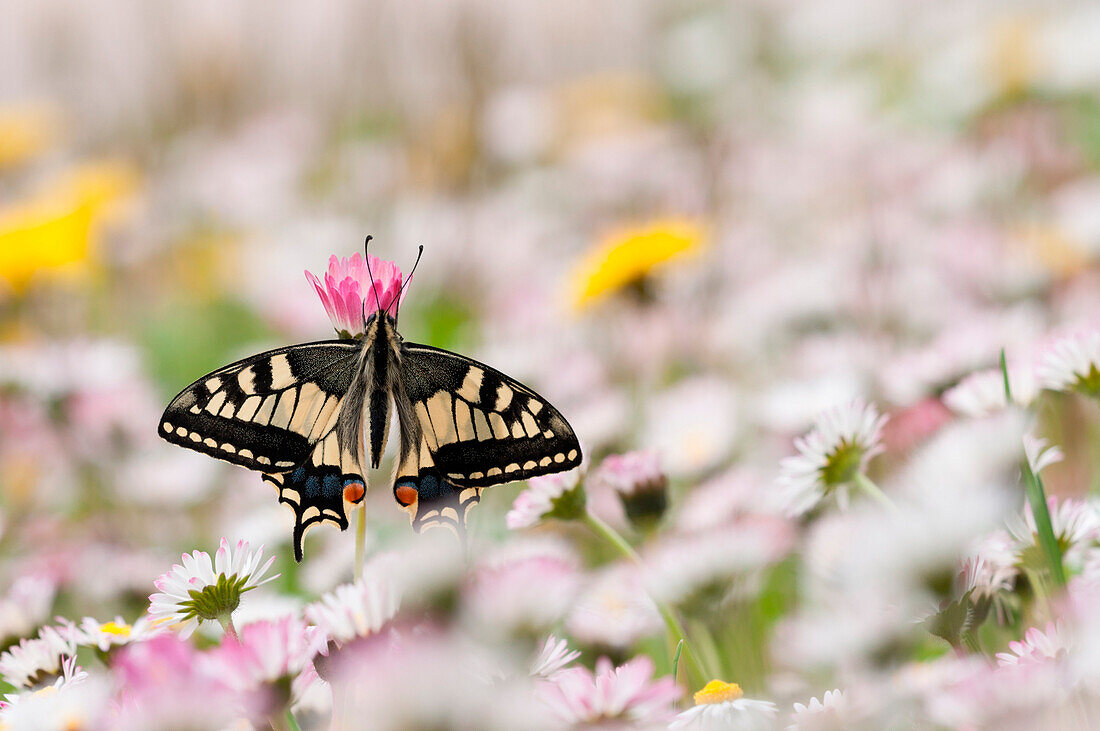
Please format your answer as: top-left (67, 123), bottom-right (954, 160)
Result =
top-left (339, 312), bottom-right (407, 471)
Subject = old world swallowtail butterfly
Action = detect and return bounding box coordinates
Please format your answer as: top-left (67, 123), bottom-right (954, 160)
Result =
top-left (159, 244), bottom-right (582, 560)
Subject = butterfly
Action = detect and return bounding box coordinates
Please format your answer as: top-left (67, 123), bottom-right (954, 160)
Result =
top-left (158, 243), bottom-right (582, 560)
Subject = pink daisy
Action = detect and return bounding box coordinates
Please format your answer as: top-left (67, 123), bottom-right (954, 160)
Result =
top-left (305, 250), bottom-right (407, 337)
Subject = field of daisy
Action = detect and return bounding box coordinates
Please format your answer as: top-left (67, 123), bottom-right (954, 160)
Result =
top-left (5, 1), bottom-right (1100, 729)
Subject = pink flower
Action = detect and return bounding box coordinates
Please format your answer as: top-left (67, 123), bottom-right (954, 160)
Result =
top-left (465, 542), bottom-right (582, 634)
top-left (112, 635), bottom-right (239, 729)
top-left (996, 622), bottom-right (1067, 667)
top-left (305, 251), bottom-right (407, 336)
top-left (537, 655), bottom-right (681, 726)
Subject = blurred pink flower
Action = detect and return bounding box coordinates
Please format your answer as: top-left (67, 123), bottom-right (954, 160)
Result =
top-left (205, 616), bottom-right (325, 713)
top-left (505, 468), bottom-right (586, 530)
top-left (113, 635), bottom-right (239, 730)
top-left (996, 622), bottom-right (1067, 668)
top-left (305, 251), bottom-right (406, 336)
top-left (880, 397), bottom-right (951, 454)
top-left (537, 655), bottom-right (681, 726)
top-left (465, 544), bottom-right (582, 634)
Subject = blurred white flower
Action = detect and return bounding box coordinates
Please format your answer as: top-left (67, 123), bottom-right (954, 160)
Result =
top-left (0, 626), bottom-right (75, 689)
top-left (643, 520), bottom-right (794, 604)
top-left (566, 566), bottom-right (663, 650)
top-left (1007, 497), bottom-right (1100, 570)
top-left (148, 537), bottom-right (277, 638)
top-left (777, 399), bottom-right (887, 515)
top-left (0, 576), bottom-right (55, 644)
top-left (1038, 329), bottom-right (1100, 397)
top-left (0, 664), bottom-right (108, 728)
top-left (640, 377), bottom-right (739, 477)
top-left (943, 366), bottom-right (1037, 417)
top-left (788, 688), bottom-right (846, 731)
top-left (71, 616), bottom-right (161, 653)
top-left (529, 635), bottom-right (580, 679)
top-left (1023, 433), bottom-right (1064, 476)
top-left (305, 568), bottom-right (400, 647)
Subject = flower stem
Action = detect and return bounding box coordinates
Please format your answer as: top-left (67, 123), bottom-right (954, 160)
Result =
top-left (354, 500), bottom-right (367, 579)
top-left (1001, 349), bottom-right (1065, 588)
top-left (853, 473), bottom-right (897, 511)
top-left (581, 512), bottom-right (711, 688)
top-left (284, 710), bottom-right (302, 731)
top-left (217, 614), bottom-right (239, 642)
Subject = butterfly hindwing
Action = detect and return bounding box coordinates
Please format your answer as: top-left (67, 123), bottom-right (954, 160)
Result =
top-left (159, 340), bottom-right (364, 560)
top-left (392, 342), bottom-right (581, 529)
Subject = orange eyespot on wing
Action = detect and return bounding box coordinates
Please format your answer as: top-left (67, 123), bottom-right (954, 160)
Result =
top-left (343, 481), bottom-right (366, 504)
top-left (395, 484), bottom-right (418, 507)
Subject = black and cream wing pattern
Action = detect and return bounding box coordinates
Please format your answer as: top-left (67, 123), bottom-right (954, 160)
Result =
top-left (391, 343), bottom-right (583, 532)
top-left (159, 340), bottom-right (365, 560)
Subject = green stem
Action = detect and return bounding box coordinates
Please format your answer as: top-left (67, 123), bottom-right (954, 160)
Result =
top-left (217, 614), bottom-right (238, 642)
top-left (283, 709), bottom-right (302, 731)
top-left (853, 473), bottom-right (897, 511)
top-left (1002, 348), bottom-right (1065, 588)
top-left (354, 500), bottom-right (367, 579)
top-left (581, 512), bottom-right (711, 688)
top-left (1023, 464), bottom-right (1066, 588)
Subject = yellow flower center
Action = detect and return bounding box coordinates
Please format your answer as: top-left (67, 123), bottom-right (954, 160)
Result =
top-left (694, 680), bottom-right (743, 706)
top-left (99, 621), bottom-right (132, 637)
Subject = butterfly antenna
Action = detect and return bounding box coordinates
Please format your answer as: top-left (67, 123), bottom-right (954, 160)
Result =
top-left (363, 235), bottom-right (382, 312)
top-left (388, 244), bottom-right (424, 324)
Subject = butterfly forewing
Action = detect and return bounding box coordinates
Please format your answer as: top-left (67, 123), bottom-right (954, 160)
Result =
top-left (159, 340), bottom-right (365, 560)
top-left (399, 343), bottom-right (583, 488)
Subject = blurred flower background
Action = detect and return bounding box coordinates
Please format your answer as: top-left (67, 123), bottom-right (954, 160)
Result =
top-left (4, 1), bottom-right (1100, 728)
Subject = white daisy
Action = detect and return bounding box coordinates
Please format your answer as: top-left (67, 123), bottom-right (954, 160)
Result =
top-left (671, 680), bottom-right (779, 730)
top-left (505, 467), bottom-right (586, 530)
top-left (943, 366), bottom-right (1036, 418)
top-left (529, 635), bottom-right (580, 678)
top-left (0, 661), bottom-right (108, 728)
top-left (1038, 329), bottom-right (1100, 397)
top-left (1007, 497), bottom-right (1100, 571)
top-left (71, 615), bottom-right (161, 653)
top-left (0, 626), bottom-right (76, 689)
top-left (148, 537), bottom-right (277, 638)
top-left (305, 569), bottom-right (400, 647)
top-left (788, 688), bottom-right (845, 730)
top-left (777, 399), bottom-right (888, 516)
top-left (1023, 432), bottom-right (1064, 476)
top-left (0, 576), bottom-right (55, 643)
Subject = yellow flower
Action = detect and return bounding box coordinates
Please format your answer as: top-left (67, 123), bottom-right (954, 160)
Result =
top-left (0, 102), bottom-right (60, 168)
top-left (694, 680), bottom-right (744, 706)
top-left (570, 218), bottom-right (703, 309)
top-left (0, 161), bottom-right (138, 293)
